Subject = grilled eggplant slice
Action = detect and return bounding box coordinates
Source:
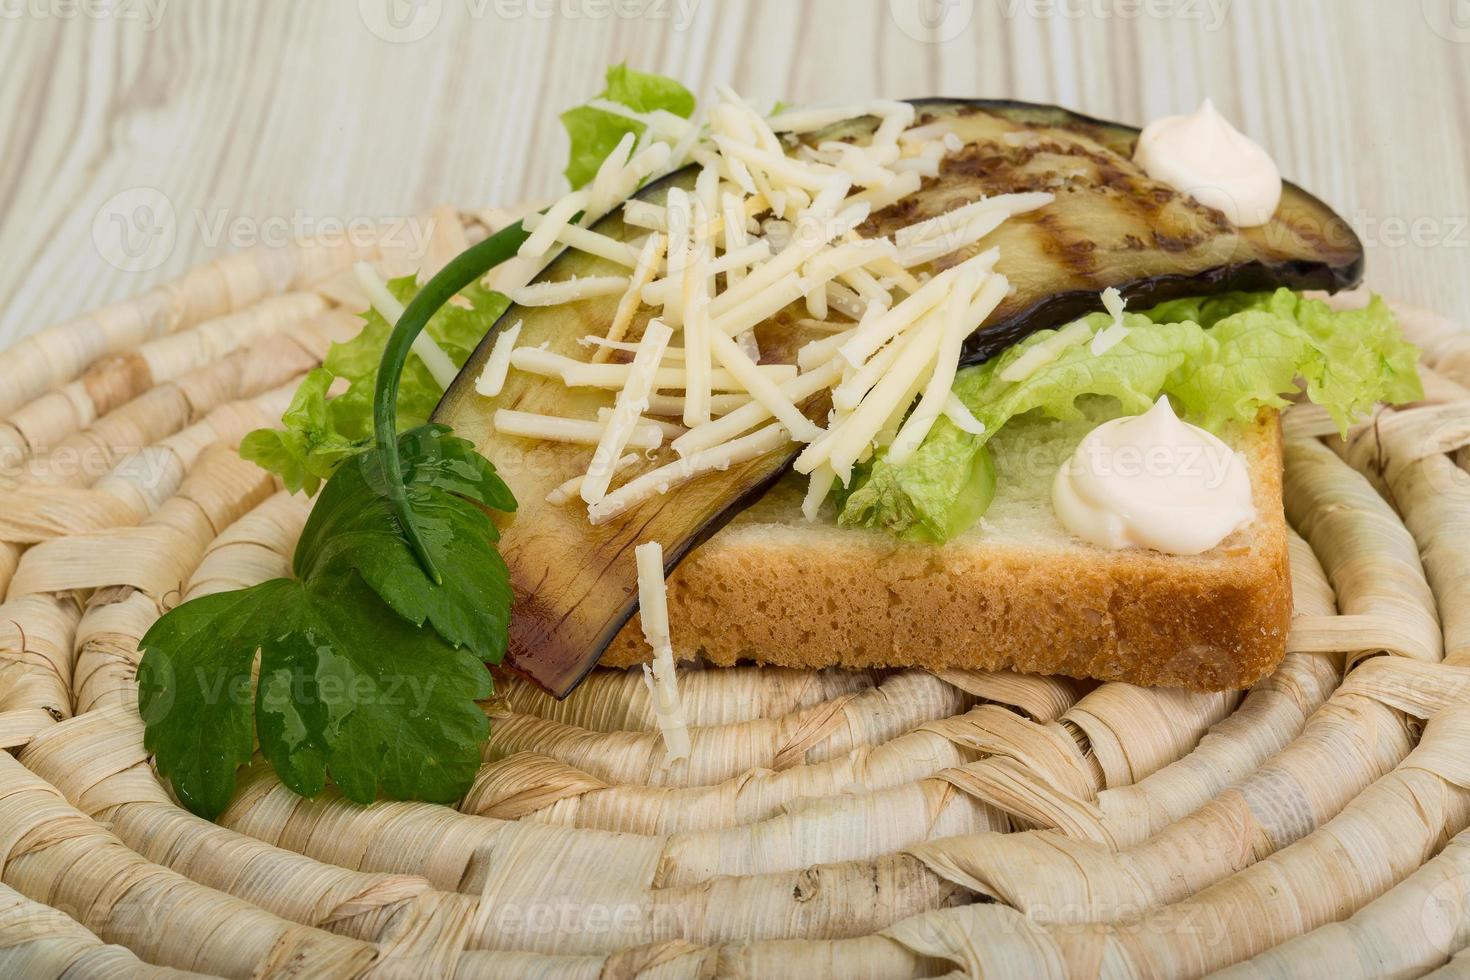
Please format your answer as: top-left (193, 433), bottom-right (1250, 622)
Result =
top-left (868, 101), bottom-right (1362, 362)
top-left (437, 99), bottom-right (1362, 696)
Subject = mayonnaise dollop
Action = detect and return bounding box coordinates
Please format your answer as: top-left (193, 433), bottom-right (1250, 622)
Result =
top-left (1052, 397), bottom-right (1255, 555)
top-left (1133, 99), bottom-right (1282, 227)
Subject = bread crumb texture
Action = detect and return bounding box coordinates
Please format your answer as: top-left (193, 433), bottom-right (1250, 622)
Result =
top-left (605, 404), bottom-right (1292, 691)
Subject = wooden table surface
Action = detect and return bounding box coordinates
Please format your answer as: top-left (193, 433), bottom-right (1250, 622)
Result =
top-left (2, 0), bottom-right (1466, 346)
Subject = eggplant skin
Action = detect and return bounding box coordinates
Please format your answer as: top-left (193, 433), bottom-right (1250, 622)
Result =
top-left (437, 98), bottom-right (1364, 697)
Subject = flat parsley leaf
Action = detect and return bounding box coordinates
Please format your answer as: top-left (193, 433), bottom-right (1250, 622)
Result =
top-left (138, 426), bottom-right (513, 819)
top-left (299, 426), bottom-right (516, 662)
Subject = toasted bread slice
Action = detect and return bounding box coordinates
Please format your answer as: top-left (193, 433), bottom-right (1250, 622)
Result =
top-left (604, 404), bottom-right (1292, 691)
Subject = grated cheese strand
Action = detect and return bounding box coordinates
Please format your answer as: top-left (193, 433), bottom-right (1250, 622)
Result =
top-left (510, 347), bottom-right (796, 390)
top-left (672, 357), bottom-right (843, 457)
top-left (474, 320), bottom-right (523, 398)
top-left (797, 309), bottom-right (947, 482)
top-left (707, 328), bottom-right (823, 443)
top-left (710, 203), bottom-right (869, 321)
top-left (801, 465), bottom-right (838, 521)
top-left (519, 214), bottom-right (643, 268)
top-left (1090, 286), bottom-right (1131, 355)
top-left (681, 200), bottom-right (714, 427)
top-left (646, 391), bottom-right (752, 417)
top-left (508, 276), bottom-right (631, 306)
top-left (582, 319), bottom-right (674, 504)
top-left (886, 271), bottom-right (1003, 465)
top-left (493, 409), bottom-right (663, 449)
top-left (640, 241), bottom-right (771, 306)
top-left (518, 189), bottom-right (589, 259)
top-left (663, 187), bottom-right (692, 325)
top-left (635, 542), bottom-right (691, 764)
top-left (593, 233), bottom-right (666, 363)
top-left (894, 210), bottom-right (1007, 268)
top-left (942, 393), bottom-right (987, 435)
top-left (838, 247), bottom-right (999, 368)
top-left (588, 423), bottom-right (790, 525)
top-left (546, 453), bottom-right (640, 505)
top-left (354, 262), bottom-right (458, 389)
top-left (999, 318), bottom-right (1093, 383)
top-left (796, 328), bottom-right (858, 372)
top-left (721, 190), bottom-right (751, 289)
top-left (768, 99), bottom-right (912, 134)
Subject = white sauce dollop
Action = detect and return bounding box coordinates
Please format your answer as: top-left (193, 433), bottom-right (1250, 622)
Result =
top-left (1052, 396), bottom-right (1256, 555)
top-left (1133, 99), bottom-right (1283, 227)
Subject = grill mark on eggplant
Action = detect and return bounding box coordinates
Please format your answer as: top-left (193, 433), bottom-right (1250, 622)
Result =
top-left (437, 97), bottom-right (1365, 697)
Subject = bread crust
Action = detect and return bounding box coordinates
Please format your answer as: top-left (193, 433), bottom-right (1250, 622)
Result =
top-left (604, 413), bottom-right (1292, 691)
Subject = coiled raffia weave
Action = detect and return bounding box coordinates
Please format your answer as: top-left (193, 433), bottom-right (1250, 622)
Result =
top-left (2, 207), bottom-right (1470, 979)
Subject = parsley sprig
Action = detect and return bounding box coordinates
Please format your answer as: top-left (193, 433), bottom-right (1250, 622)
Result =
top-left (139, 63), bottom-right (697, 818)
top-left (139, 222), bottom-right (530, 819)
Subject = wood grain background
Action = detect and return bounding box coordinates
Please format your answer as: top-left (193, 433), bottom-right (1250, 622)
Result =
top-left (1, 0), bottom-right (1465, 347)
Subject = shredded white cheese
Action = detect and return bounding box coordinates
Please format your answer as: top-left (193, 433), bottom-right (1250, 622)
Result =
top-left (798, 309), bottom-right (947, 482)
top-left (681, 198), bottom-right (714, 427)
top-left (672, 357), bottom-right (842, 457)
top-left (518, 189), bottom-right (589, 260)
top-left (353, 262), bottom-right (458, 390)
top-left (493, 409), bottom-right (663, 449)
top-left (582, 319), bottom-right (674, 504)
top-left (593, 233), bottom-right (667, 364)
top-left (519, 215), bottom-right (643, 268)
top-left (887, 271), bottom-right (1004, 465)
top-left (509, 348), bottom-right (795, 390)
top-left (707, 328), bottom-right (823, 442)
top-left (588, 423), bottom-right (790, 525)
top-left (838, 248), bottom-right (998, 369)
top-left (546, 453), bottom-right (640, 505)
top-left (634, 542), bottom-right (691, 764)
top-left (801, 465), bottom-right (838, 522)
top-left (998, 318), bottom-right (1094, 383)
top-left (508, 276), bottom-right (631, 307)
top-left (942, 394), bottom-right (987, 435)
top-left (468, 88), bottom-right (1065, 543)
top-left (474, 320), bottom-right (522, 398)
top-left (1090, 287), bottom-right (1131, 355)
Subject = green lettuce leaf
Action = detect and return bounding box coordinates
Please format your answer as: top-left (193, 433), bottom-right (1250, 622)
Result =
top-left (561, 63), bottom-right (695, 189)
top-left (240, 276), bottom-right (509, 495)
top-left (839, 289), bottom-right (1422, 541)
